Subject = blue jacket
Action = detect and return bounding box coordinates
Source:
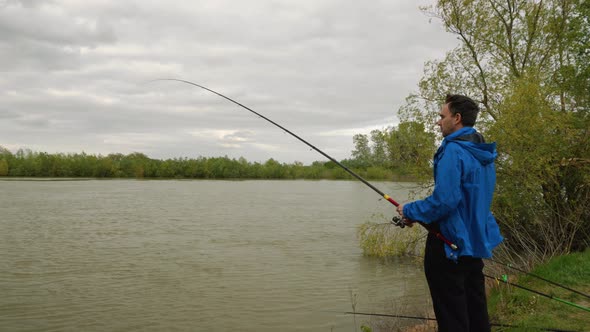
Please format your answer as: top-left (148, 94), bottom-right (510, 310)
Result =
top-left (403, 127), bottom-right (503, 261)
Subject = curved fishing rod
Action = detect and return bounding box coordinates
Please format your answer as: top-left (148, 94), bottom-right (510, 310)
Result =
top-left (485, 274), bottom-right (590, 313)
top-left (152, 78), bottom-right (458, 250)
top-left (343, 312), bottom-right (579, 332)
top-left (487, 258), bottom-right (590, 299)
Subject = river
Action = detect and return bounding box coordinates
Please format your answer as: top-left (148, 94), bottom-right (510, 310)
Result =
top-left (0, 179), bottom-right (429, 331)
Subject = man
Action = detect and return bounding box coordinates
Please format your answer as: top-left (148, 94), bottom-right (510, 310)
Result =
top-left (396, 94), bottom-right (503, 332)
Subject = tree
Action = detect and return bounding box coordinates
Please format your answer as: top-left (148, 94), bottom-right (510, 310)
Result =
top-left (387, 122), bottom-right (436, 179)
top-left (395, 0), bottom-right (590, 257)
top-left (0, 146), bottom-right (11, 176)
top-left (489, 75), bottom-right (590, 256)
top-left (0, 159), bottom-right (8, 176)
top-left (262, 158), bottom-right (284, 178)
top-left (0, 145), bottom-right (11, 156)
top-left (351, 134), bottom-right (372, 168)
top-left (370, 129), bottom-right (390, 167)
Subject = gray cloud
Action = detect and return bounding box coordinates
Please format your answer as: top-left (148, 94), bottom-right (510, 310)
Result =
top-left (0, 0), bottom-right (456, 164)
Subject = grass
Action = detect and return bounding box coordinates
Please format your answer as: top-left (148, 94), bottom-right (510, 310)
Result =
top-left (487, 249), bottom-right (590, 331)
top-left (356, 216), bottom-right (590, 331)
top-left (356, 219), bottom-right (427, 257)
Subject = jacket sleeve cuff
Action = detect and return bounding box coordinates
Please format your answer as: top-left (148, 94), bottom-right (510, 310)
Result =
top-left (402, 204), bottom-right (415, 222)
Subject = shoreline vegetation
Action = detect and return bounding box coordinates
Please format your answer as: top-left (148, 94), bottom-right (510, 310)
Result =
top-left (486, 249), bottom-right (590, 331)
top-left (0, 149), bottom-right (417, 181)
top-left (356, 224), bottom-right (590, 331)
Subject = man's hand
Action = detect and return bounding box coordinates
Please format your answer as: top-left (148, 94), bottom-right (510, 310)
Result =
top-left (396, 203), bottom-right (415, 227)
top-left (396, 203), bottom-right (404, 218)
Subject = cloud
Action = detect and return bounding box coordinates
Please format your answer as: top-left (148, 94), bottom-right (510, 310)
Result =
top-left (0, 0), bottom-right (457, 164)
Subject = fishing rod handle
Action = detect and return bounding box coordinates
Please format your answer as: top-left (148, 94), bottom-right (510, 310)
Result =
top-left (383, 194), bottom-right (399, 206)
top-left (433, 230), bottom-right (459, 250)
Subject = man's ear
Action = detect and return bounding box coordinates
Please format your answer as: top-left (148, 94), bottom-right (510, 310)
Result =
top-left (454, 112), bottom-right (462, 125)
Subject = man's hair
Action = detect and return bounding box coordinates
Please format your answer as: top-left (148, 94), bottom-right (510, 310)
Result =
top-left (445, 94), bottom-right (479, 127)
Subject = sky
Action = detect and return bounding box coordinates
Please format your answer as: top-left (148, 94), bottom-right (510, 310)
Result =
top-left (0, 0), bottom-right (457, 165)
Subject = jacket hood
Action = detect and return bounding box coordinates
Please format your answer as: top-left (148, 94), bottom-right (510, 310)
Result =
top-left (444, 127), bottom-right (497, 166)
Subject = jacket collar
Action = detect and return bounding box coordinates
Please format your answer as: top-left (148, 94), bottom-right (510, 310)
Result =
top-left (443, 127), bottom-right (476, 143)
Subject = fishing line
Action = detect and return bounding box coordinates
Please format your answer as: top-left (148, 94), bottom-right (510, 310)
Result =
top-left (150, 78), bottom-right (458, 250)
top-left (485, 273), bottom-right (590, 313)
top-left (343, 312), bottom-right (579, 332)
top-left (405, 253), bottom-right (590, 313)
top-left (486, 258), bottom-right (590, 299)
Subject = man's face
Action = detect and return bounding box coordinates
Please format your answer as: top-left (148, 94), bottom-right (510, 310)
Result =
top-left (437, 103), bottom-right (461, 137)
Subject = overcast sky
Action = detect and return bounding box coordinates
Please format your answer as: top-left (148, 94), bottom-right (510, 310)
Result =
top-left (0, 0), bottom-right (457, 164)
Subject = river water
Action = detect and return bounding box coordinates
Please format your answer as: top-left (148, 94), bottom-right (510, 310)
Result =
top-left (0, 179), bottom-right (429, 331)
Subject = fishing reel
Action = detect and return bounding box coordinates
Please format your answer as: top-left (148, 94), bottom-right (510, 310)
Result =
top-left (391, 215), bottom-right (407, 228)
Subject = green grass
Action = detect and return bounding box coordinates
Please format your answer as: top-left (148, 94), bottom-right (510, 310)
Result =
top-left (488, 249), bottom-right (590, 331)
top-left (356, 217), bottom-right (427, 257)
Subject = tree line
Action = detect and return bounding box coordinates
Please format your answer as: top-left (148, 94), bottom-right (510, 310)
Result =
top-left (0, 147), bottom-right (402, 181)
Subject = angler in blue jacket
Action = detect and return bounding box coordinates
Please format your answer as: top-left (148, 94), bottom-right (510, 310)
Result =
top-left (397, 94), bottom-right (503, 332)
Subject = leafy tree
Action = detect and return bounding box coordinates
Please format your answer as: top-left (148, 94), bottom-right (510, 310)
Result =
top-left (370, 129), bottom-right (390, 167)
top-left (387, 122), bottom-right (437, 179)
top-left (489, 75), bottom-right (590, 256)
top-left (348, 123), bottom-right (436, 179)
top-left (0, 159), bottom-right (8, 176)
top-left (397, 0), bottom-right (590, 257)
top-left (262, 158), bottom-right (284, 179)
top-left (351, 134), bottom-right (372, 168)
top-left (0, 145), bottom-right (11, 156)
top-left (94, 157), bottom-right (115, 178)
top-left (400, 0), bottom-right (584, 124)
top-left (0, 145), bottom-right (11, 176)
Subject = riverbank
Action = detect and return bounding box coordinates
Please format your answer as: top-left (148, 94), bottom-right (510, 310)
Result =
top-left (401, 249), bottom-right (590, 332)
top-left (363, 249), bottom-right (590, 332)
top-left (487, 249), bottom-right (590, 331)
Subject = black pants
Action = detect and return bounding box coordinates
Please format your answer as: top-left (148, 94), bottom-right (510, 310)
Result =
top-left (424, 233), bottom-right (490, 332)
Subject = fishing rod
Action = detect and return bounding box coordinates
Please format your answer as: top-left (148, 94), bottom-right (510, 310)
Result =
top-left (152, 78), bottom-right (458, 251)
top-left (343, 312), bottom-right (580, 332)
top-left (485, 274), bottom-right (590, 313)
top-left (487, 258), bottom-right (590, 300)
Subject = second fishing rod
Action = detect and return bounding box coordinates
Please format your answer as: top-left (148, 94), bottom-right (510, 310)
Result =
top-left (153, 78), bottom-right (458, 251)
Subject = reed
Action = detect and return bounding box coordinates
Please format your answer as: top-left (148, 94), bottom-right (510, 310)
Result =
top-left (357, 219), bottom-right (426, 257)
